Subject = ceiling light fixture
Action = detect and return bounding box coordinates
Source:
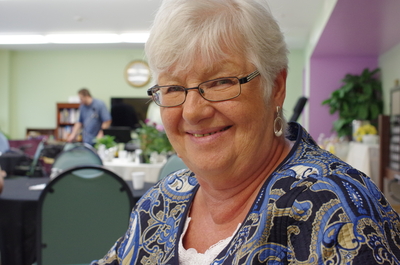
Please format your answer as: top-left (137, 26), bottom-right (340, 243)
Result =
top-left (46, 34), bottom-right (121, 44)
top-left (0, 35), bottom-right (47, 44)
top-left (0, 33), bottom-right (150, 45)
top-left (120, 33), bottom-right (150, 43)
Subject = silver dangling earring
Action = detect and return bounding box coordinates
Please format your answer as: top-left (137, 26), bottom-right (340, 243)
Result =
top-left (274, 106), bottom-right (283, 137)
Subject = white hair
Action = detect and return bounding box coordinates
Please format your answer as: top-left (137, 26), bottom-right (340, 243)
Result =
top-left (145, 0), bottom-right (288, 104)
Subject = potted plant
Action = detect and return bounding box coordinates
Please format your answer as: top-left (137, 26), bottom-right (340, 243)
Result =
top-left (94, 135), bottom-right (118, 161)
top-left (322, 68), bottom-right (384, 138)
top-left (354, 123), bottom-right (378, 144)
top-left (136, 120), bottom-right (173, 163)
top-left (94, 135), bottom-right (117, 149)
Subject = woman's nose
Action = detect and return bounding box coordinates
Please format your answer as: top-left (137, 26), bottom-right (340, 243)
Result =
top-left (182, 89), bottom-right (215, 124)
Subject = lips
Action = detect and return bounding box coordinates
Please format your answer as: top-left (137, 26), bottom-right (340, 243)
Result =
top-left (190, 126), bottom-right (231, 138)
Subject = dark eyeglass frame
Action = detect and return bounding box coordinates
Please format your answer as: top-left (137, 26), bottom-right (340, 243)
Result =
top-left (147, 70), bottom-right (260, 107)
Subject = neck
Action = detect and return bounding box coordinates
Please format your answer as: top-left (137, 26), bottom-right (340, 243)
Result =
top-left (194, 177), bottom-right (262, 225)
top-left (192, 138), bottom-right (293, 225)
top-left (87, 97), bottom-right (93, 105)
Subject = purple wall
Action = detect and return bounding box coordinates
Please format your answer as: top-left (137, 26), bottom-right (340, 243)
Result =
top-left (307, 0), bottom-right (400, 139)
top-left (313, 0), bottom-right (400, 57)
top-left (308, 57), bottom-right (378, 139)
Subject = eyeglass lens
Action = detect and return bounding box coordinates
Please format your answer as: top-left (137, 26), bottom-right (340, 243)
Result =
top-left (153, 77), bottom-right (241, 107)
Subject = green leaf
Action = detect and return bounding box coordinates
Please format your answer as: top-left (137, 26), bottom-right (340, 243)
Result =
top-left (341, 83), bottom-right (354, 94)
top-left (361, 83), bottom-right (372, 97)
top-left (333, 118), bottom-right (352, 137)
top-left (321, 99), bottom-right (331, 105)
top-left (370, 103), bottom-right (381, 119)
top-left (357, 105), bottom-right (368, 120)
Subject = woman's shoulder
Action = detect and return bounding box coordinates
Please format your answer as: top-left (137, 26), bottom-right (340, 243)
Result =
top-left (283, 122), bottom-right (360, 181)
top-left (138, 169), bottom-right (199, 206)
top-left (270, 123), bottom-right (385, 214)
top-left (269, 143), bottom-right (391, 224)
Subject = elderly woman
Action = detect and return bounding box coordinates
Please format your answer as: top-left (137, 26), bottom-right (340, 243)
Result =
top-left (93, 0), bottom-right (400, 264)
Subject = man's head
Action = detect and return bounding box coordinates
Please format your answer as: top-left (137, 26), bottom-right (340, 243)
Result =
top-left (78, 88), bottom-right (93, 106)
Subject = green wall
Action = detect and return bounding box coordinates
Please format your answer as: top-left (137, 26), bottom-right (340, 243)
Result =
top-left (379, 42), bottom-right (400, 115)
top-left (2, 48), bottom-right (305, 139)
top-left (284, 49), bottom-right (305, 121)
top-left (0, 50), bottom-right (11, 134)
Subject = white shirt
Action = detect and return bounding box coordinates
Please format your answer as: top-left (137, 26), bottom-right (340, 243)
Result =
top-left (178, 217), bottom-right (241, 265)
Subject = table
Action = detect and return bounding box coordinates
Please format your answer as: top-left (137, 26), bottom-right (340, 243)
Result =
top-left (0, 152), bottom-right (27, 175)
top-left (346, 141), bottom-right (380, 186)
top-left (0, 177), bottom-right (155, 265)
top-left (103, 159), bottom-right (165, 183)
top-left (0, 177), bottom-right (44, 265)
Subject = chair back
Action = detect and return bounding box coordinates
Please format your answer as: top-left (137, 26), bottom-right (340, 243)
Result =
top-left (37, 165), bottom-right (134, 265)
top-left (289, 96), bottom-right (308, 122)
top-left (158, 154), bottom-right (187, 180)
top-left (27, 140), bottom-right (45, 176)
top-left (63, 142), bottom-right (97, 152)
top-left (51, 145), bottom-right (102, 178)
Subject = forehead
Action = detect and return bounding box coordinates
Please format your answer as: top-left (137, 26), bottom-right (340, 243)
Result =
top-left (158, 54), bottom-right (250, 84)
top-left (78, 94), bottom-right (88, 102)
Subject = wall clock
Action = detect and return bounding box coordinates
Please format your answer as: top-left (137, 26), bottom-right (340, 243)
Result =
top-left (125, 60), bottom-right (151, 88)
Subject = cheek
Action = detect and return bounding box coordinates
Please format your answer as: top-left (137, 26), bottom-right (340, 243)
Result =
top-left (240, 103), bottom-right (273, 140)
top-left (161, 108), bottom-right (181, 133)
top-left (236, 97), bottom-right (270, 124)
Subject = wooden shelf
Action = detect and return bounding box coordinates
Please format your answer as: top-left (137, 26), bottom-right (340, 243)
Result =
top-left (385, 167), bottom-right (400, 181)
top-left (58, 123), bottom-right (75, 126)
top-left (26, 128), bottom-right (56, 138)
top-left (56, 103), bottom-right (80, 141)
top-left (379, 115), bottom-right (400, 193)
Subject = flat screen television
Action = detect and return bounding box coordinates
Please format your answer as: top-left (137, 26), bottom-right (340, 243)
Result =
top-left (103, 127), bottom-right (132, 143)
top-left (110, 97), bottom-right (151, 129)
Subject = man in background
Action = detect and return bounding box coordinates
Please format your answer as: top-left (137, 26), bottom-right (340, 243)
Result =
top-left (67, 88), bottom-right (111, 145)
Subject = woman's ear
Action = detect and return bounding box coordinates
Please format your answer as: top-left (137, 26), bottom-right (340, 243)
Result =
top-left (273, 69), bottom-right (287, 107)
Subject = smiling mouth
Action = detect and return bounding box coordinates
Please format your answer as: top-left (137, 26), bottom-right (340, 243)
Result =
top-left (191, 126), bottom-right (231, 138)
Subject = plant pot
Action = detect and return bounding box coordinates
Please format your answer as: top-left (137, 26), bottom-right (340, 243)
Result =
top-left (362, 134), bottom-right (378, 145)
top-left (352, 120), bottom-right (370, 142)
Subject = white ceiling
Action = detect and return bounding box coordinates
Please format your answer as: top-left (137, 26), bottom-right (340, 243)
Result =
top-left (0, 0), bottom-right (326, 50)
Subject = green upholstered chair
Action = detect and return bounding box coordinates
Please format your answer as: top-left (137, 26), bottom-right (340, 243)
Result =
top-left (158, 154), bottom-right (187, 181)
top-left (36, 165), bottom-right (134, 265)
top-left (63, 142), bottom-right (97, 153)
top-left (51, 145), bottom-right (102, 178)
top-left (27, 140), bottom-right (45, 177)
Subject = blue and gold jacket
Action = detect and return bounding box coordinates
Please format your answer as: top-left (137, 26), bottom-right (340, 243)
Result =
top-left (93, 123), bottom-right (400, 264)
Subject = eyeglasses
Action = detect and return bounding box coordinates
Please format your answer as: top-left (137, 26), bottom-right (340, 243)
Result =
top-left (147, 70), bottom-right (260, 107)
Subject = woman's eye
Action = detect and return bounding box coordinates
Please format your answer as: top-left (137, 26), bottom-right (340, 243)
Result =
top-left (218, 79), bottom-right (234, 85)
top-left (165, 86), bottom-right (184, 93)
top-left (209, 79), bottom-right (235, 89)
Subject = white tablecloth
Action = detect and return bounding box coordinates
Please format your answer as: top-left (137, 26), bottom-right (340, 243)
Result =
top-left (103, 159), bottom-right (165, 183)
top-left (346, 141), bottom-right (379, 185)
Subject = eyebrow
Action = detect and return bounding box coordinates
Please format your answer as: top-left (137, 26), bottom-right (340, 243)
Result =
top-left (158, 69), bottom-right (243, 86)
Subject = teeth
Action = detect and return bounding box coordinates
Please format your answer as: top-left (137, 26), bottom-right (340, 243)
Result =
top-left (192, 127), bottom-right (230, 137)
top-left (193, 132), bottom-right (216, 137)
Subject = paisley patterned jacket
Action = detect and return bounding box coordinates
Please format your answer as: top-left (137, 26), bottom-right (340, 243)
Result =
top-left (92, 123), bottom-right (400, 264)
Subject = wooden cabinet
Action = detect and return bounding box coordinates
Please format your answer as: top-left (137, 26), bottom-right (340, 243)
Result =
top-left (26, 128), bottom-right (56, 139)
top-left (56, 103), bottom-right (80, 141)
top-left (379, 115), bottom-right (400, 209)
top-left (379, 115), bottom-right (400, 184)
